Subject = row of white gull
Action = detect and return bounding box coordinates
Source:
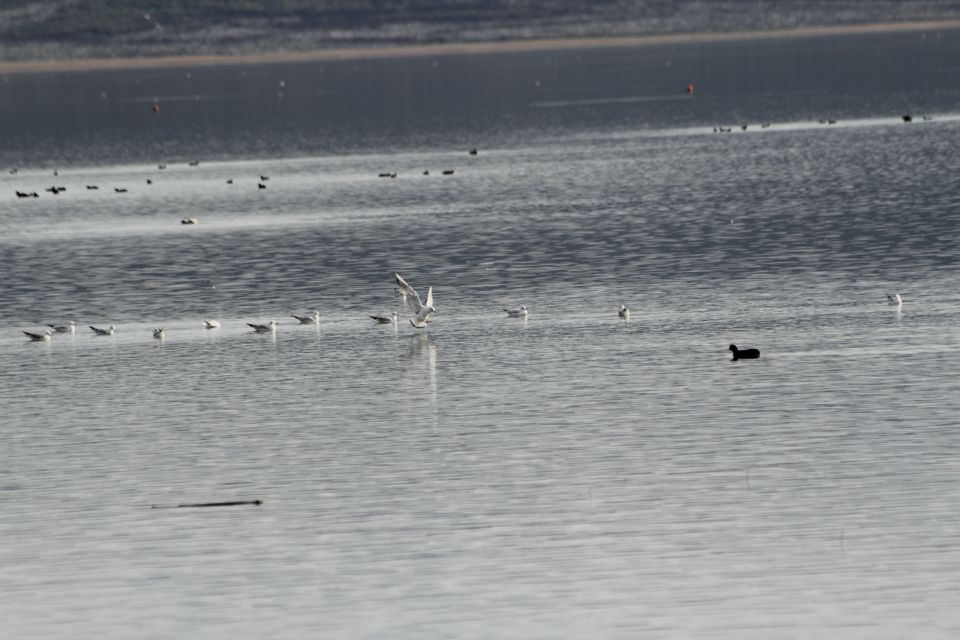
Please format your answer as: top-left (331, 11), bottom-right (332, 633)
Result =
top-left (22, 273), bottom-right (438, 342)
top-left (20, 276), bottom-right (906, 342)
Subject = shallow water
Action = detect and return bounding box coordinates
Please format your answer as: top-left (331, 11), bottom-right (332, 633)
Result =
top-left (2, 29), bottom-right (960, 639)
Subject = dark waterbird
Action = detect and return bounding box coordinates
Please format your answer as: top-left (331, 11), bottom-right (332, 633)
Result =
top-left (729, 344), bottom-right (760, 360)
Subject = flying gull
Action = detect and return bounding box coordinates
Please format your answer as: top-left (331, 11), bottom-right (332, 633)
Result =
top-left (395, 273), bottom-right (435, 328)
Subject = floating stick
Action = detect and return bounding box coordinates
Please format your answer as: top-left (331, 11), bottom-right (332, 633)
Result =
top-left (151, 500), bottom-right (263, 509)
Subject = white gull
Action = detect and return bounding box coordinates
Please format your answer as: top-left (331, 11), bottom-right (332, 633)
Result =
top-left (395, 273), bottom-right (435, 328)
top-left (247, 321), bottom-right (277, 333)
top-left (90, 325), bottom-right (117, 336)
top-left (370, 310), bottom-right (399, 325)
top-left (291, 310), bottom-right (320, 324)
top-left (48, 321), bottom-right (77, 334)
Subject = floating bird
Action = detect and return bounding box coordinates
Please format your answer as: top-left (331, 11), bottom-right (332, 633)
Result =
top-left (442, 169), bottom-right (455, 175)
top-left (86, 185), bottom-right (99, 190)
top-left (618, 304), bottom-right (630, 319)
top-left (158, 164), bottom-right (167, 170)
top-left (504, 305), bottom-right (528, 318)
top-left (152, 328), bottom-right (164, 340)
top-left (469, 148), bottom-right (478, 155)
top-left (258, 183), bottom-right (267, 189)
top-left (902, 115), bottom-right (913, 123)
top-left (48, 321), bottom-right (77, 334)
top-left (16, 191), bottom-right (38, 198)
top-left (291, 310), bottom-right (320, 324)
top-left (423, 170), bottom-right (430, 175)
top-left (146, 178), bottom-right (153, 185)
top-left (729, 344), bottom-right (760, 360)
top-left (887, 293), bottom-right (903, 308)
top-left (203, 320), bottom-right (221, 329)
top-left (247, 321), bottom-right (277, 333)
top-left (370, 311), bottom-right (399, 325)
top-left (226, 179), bottom-right (234, 184)
top-left (259, 175), bottom-right (269, 181)
top-left (395, 272), bottom-right (435, 328)
top-left (114, 188), bottom-right (128, 193)
top-left (24, 330), bottom-right (52, 342)
top-left (90, 325), bottom-right (117, 336)
top-left (181, 217), bottom-right (198, 224)
top-left (188, 160), bottom-right (200, 166)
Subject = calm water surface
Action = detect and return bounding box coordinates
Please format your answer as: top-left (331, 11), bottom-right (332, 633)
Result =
top-left (2, 29), bottom-right (960, 638)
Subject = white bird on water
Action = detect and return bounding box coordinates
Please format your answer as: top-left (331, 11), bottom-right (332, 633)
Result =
top-left (152, 328), bottom-right (165, 340)
top-left (887, 293), bottom-right (903, 308)
top-left (370, 310), bottom-right (399, 325)
top-left (24, 330), bottom-right (53, 342)
top-left (48, 321), bottom-right (77, 334)
top-left (90, 325), bottom-right (117, 336)
top-left (203, 320), bottom-right (221, 329)
top-left (395, 273), bottom-right (435, 328)
top-left (618, 304), bottom-right (630, 319)
top-left (247, 321), bottom-right (277, 333)
top-left (291, 310), bottom-right (320, 325)
top-left (504, 305), bottom-right (528, 318)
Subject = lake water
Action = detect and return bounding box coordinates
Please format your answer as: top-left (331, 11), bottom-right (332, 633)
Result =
top-left (2, 28), bottom-right (960, 639)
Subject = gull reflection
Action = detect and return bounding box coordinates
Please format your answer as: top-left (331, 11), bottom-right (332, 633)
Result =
top-left (407, 333), bottom-right (438, 417)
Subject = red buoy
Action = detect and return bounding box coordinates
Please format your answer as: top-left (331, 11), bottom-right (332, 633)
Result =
top-left (685, 84), bottom-right (695, 95)
top-left (152, 99), bottom-right (160, 114)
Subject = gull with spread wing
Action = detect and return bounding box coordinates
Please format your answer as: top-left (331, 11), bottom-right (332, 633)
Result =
top-left (395, 273), bottom-right (435, 328)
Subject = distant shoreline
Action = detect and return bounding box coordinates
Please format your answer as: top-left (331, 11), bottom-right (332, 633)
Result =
top-left (2, 19), bottom-right (960, 75)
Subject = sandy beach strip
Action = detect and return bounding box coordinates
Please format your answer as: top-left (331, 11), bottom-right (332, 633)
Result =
top-left (2, 19), bottom-right (960, 75)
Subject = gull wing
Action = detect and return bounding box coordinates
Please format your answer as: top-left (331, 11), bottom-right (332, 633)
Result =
top-left (395, 273), bottom-right (424, 314)
top-left (424, 286), bottom-right (433, 310)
